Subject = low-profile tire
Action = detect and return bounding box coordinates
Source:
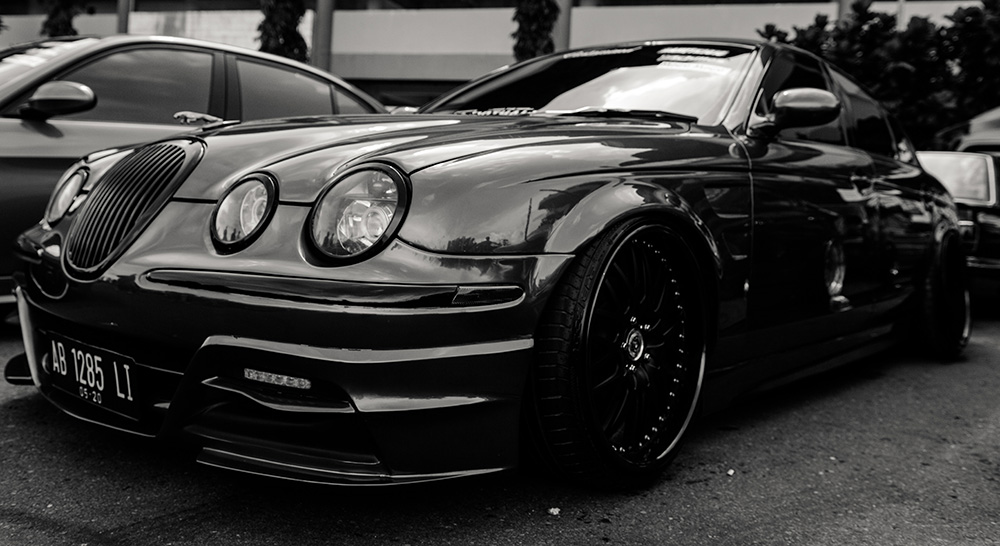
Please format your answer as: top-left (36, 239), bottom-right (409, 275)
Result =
top-left (527, 218), bottom-right (707, 486)
top-left (915, 230), bottom-right (971, 361)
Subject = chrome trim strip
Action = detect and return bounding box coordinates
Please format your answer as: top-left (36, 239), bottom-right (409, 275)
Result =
top-left (15, 287), bottom-right (41, 388)
top-left (199, 335), bottom-right (533, 365)
top-left (137, 271), bottom-right (526, 315)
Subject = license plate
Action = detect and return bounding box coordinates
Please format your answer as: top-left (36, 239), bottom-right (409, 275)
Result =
top-left (47, 333), bottom-right (140, 420)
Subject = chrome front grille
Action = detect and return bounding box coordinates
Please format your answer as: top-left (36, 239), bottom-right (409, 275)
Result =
top-left (65, 140), bottom-right (203, 280)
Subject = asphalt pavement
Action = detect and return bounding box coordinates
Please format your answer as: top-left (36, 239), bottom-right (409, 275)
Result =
top-left (1, 313), bottom-right (998, 546)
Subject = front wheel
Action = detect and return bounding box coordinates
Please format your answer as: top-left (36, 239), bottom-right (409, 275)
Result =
top-left (528, 219), bottom-right (707, 486)
top-left (914, 230), bottom-right (971, 361)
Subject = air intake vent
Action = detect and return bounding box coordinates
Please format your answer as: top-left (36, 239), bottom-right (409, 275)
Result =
top-left (65, 140), bottom-right (203, 280)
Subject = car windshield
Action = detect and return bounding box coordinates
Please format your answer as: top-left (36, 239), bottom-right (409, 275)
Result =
top-left (421, 43), bottom-right (755, 125)
top-left (0, 38), bottom-right (98, 86)
top-left (920, 152), bottom-right (994, 202)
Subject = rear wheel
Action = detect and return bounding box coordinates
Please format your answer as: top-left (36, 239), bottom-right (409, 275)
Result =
top-left (915, 230), bottom-right (970, 361)
top-left (528, 219), bottom-right (707, 485)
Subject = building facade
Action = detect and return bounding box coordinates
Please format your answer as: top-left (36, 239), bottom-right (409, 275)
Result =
top-left (0, 0), bottom-right (975, 105)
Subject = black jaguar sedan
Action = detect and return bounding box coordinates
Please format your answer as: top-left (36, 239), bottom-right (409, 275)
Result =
top-left (5, 39), bottom-right (970, 486)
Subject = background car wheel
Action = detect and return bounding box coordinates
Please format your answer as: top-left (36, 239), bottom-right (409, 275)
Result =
top-left (915, 230), bottom-right (971, 361)
top-left (528, 219), bottom-right (707, 486)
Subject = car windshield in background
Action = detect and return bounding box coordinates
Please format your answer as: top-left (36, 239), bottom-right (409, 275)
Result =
top-left (0, 38), bottom-right (97, 87)
top-left (422, 43), bottom-right (754, 125)
top-left (921, 152), bottom-right (994, 202)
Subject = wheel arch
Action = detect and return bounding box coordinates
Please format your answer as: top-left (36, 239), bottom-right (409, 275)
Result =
top-left (542, 179), bottom-right (724, 349)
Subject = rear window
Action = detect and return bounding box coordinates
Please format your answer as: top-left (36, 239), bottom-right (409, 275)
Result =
top-left (920, 152), bottom-right (993, 202)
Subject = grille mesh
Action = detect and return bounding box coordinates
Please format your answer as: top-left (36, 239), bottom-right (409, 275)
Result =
top-left (65, 142), bottom-right (195, 278)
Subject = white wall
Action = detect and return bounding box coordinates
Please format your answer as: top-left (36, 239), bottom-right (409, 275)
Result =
top-left (570, 1), bottom-right (976, 47)
top-left (0, 13), bottom-right (117, 48)
top-left (0, 2), bottom-right (976, 80)
top-left (570, 4), bottom-right (832, 47)
top-left (128, 9), bottom-right (313, 52)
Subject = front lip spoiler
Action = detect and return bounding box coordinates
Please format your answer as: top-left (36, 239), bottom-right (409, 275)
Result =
top-left (197, 446), bottom-right (506, 486)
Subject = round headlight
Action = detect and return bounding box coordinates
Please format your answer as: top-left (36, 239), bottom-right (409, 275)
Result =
top-left (45, 168), bottom-right (88, 225)
top-left (211, 174), bottom-right (277, 252)
top-left (310, 165), bottom-right (408, 261)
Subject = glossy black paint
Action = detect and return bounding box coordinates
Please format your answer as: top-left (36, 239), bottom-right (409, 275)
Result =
top-left (7, 39), bottom-right (963, 484)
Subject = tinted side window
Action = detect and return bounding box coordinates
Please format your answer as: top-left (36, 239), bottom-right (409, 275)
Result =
top-left (238, 59), bottom-right (334, 119)
top-left (58, 48), bottom-right (213, 124)
top-left (756, 53), bottom-right (845, 145)
top-left (829, 70), bottom-right (896, 158)
top-left (849, 98), bottom-right (895, 158)
top-left (334, 89), bottom-right (370, 115)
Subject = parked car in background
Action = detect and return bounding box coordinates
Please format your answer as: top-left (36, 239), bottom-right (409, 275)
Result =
top-left (5, 39), bottom-right (970, 487)
top-left (918, 150), bottom-right (1000, 298)
top-left (935, 105), bottom-right (1000, 154)
top-left (0, 35), bottom-right (386, 316)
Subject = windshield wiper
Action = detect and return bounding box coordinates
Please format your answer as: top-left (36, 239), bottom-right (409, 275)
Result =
top-left (542, 107), bottom-right (699, 123)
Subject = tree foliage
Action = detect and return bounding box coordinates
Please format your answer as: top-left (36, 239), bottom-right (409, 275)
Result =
top-left (512, 0), bottom-right (560, 62)
top-left (258, 0), bottom-right (308, 63)
top-left (941, 0), bottom-right (1000, 122)
top-left (41, 0), bottom-right (93, 38)
top-left (759, 0), bottom-right (1000, 148)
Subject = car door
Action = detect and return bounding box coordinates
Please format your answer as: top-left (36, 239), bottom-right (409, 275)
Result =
top-left (743, 50), bottom-right (882, 361)
top-left (831, 70), bottom-right (935, 316)
top-left (0, 45), bottom-right (222, 286)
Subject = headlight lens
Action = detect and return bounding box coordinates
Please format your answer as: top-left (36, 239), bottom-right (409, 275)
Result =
top-left (211, 174), bottom-right (276, 252)
top-left (45, 168), bottom-right (88, 225)
top-left (310, 165), bottom-right (407, 260)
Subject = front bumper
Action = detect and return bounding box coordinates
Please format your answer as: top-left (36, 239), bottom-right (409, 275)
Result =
top-left (12, 215), bottom-right (572, 484)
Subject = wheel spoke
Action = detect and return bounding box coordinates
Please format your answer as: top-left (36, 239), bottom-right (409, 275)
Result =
top-left (593, 366), bottom-right (621, 392)
top-left (650, 271), bottom-right (674, 315)
top-left (603, 389), bottom-right (631, 441)
top-left (631, 243), bottom-right (650, 307)
top-left (591, 346), bottom-right (622, 383)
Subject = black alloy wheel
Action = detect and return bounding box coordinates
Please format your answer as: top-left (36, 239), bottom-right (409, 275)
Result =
top-left (529, 219), bottom-right (706, 485)
top-left (917, 230), bottom-right (971, 361)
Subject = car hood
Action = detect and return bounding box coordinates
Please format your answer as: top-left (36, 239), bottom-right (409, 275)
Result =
top-left (172, 114), bottom-right (737, 203)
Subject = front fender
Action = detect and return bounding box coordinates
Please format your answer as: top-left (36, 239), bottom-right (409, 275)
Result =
top-left (398, 169), bottom-right (743, 276)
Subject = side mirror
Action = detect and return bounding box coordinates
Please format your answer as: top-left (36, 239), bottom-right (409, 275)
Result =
top-left (748, 88), bottom-right (841, 139)
top-left (19, 81), bottom-right (96, 120)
